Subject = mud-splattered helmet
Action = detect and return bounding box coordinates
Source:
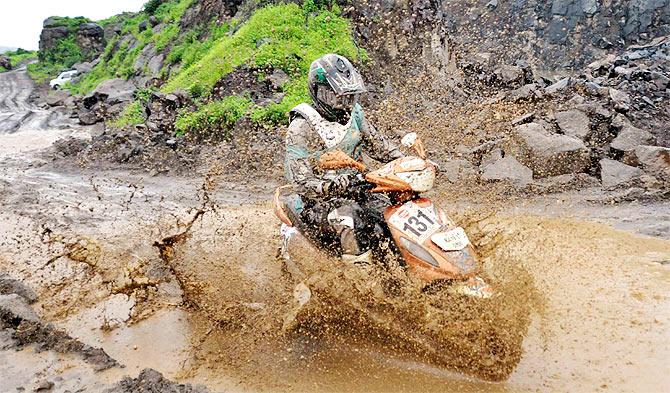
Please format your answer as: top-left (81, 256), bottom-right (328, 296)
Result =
top-left (308, 54), bottom-right (366, 121)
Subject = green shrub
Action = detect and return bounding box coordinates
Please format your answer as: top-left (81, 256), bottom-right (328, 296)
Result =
top-left (163, 3), bottom-right (365, 127)
top-left (44, 16), bottom-right (91, 30)
top-left (143, 0), bottom-right (165, 15)
top-left (175, 95), bottom-right (251, 137)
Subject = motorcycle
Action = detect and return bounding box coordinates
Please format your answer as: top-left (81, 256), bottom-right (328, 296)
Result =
top-left (274, 132), bottom-right (494, 299)
top-left (272, 133), bottom-right (529, 381)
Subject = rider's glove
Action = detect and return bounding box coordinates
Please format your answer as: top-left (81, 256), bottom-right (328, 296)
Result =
top-left (325, 174), bottom-right (351, 196)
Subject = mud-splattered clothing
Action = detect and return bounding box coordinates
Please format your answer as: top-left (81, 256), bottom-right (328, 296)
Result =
top-left (284, 103), bottom-right (402, 256)
top-left (285, 103), bottom-right (403, 199)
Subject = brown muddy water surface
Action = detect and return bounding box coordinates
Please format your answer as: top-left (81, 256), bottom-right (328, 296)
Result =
top-left (1, 128), bottom-right (669, 392)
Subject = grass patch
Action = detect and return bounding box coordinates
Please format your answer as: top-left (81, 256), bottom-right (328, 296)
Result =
top-left (175, 95), bottom-right (252, 137)
top-left (163, 3), bottom-right (365, 127)
top-left (109, 100), bottom-right (146, 129)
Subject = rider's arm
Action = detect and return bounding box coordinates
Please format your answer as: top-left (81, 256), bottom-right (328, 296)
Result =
top-left (356, 105), bottom-right (404, 163)
top-left (286, 117), bottom-right (350, 198)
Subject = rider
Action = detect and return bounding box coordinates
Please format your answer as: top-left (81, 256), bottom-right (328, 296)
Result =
top-left (285, 54), bottom-right (404, 264)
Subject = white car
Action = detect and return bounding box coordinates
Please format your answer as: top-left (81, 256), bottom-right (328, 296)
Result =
top-left (49, 70), bottom-right (79, 90)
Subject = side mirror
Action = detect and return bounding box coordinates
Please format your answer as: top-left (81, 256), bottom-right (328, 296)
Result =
top-left (401, 132), bottom-right (427, 159)
top-left (318, 150), bottom-right (366, 172)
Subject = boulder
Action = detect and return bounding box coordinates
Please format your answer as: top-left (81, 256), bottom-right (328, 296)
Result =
top-left (494, 65), bottom-right (524, 86)
top-left (555, 109), bottom-right (591, 139)
top-left (545, 77), bottom-right (570, 94)
top-left (600, 158), bottom-right (643, 190)
top-left (609, 88), bottom-right (631, 111)
top-left (0, 55), bottom-right (11, 71)
top-left (441, 159), bottom-right (477, 183)
top-left (76, 23), bottom-right (106, 60)
top-left (508, 83), bottom-right (543, 101)
top-left (511, 122), bottom-right (591, 177)
top-left (84, 78), bottom-right (135, 108)
top-left (481, 156), bottom-right (533, 188)
top-left (610, 124), bottom-right (656, 153)
top-left (633, 145), bottom-right (670, 182)
top-left (46, 91), bottom-right (70, 107)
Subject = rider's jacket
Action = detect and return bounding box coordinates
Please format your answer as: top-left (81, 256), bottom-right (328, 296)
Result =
top-left (285, 103), bottom-right (404, 199)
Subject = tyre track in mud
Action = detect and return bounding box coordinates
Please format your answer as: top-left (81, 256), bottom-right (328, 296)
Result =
top-left (0, 67), bottom-right (72, 133)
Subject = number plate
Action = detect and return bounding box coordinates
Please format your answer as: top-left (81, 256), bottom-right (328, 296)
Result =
top-left (431, 227), bottom-right (470, 251)
top-left (389, 202), bottom-right (441, 243)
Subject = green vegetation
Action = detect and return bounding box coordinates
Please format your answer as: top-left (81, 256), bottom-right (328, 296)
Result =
top-left (71, 0), bottom-right (193, 95)
top-left (109, 100), bottom-right (146, 129)
top-left (175, 95), bottom-right (252, 137)
top-left (43, 16), bottom-right (91, 31)
top-left (25, 16), bottom-right (92, 83)
top-left (107, 87), bottom-right (156, 128)
top-left (0, 49), bottom-right (37, 72)
top-left (28, 37), bottom-right (83, 83)
top-left (166, 22), bottom-right (230, 70)
top-left (164, 2), bottom-right (364, 128)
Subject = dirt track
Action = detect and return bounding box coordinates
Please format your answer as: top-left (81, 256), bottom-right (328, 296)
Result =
top-left (1, 69), bottom-right (669, 392)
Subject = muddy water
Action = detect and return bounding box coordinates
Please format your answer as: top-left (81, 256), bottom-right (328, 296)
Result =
top-left (1, 148), bottom-right (669, 392)
top-left (156, 203), bottom-right (670, 393)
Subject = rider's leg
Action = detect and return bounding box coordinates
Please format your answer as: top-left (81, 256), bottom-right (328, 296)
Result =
top-left (327, 203), bottom-right (372, 264)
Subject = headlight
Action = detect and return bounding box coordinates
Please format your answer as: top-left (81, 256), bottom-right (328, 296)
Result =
top-left (399, 237), bottom-right (439, 267)
top-left (396, 167), bottom-right (435, 192)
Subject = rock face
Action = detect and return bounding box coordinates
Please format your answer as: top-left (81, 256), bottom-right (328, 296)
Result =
top-left (481, 156), bottom-right (534, 188)
top-left (39, 17), bottom-right (105, 62)
top-left (0, 55), bottom-right (12, 71)
top-left (76, 23), bottom-right (106, 60)
top-left (511, 122), bottom-right (591, 177)
top-left (600, 158), bottom-right (643, 190)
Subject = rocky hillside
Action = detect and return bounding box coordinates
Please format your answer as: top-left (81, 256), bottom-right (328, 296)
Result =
top-left (33, 0), bottom-right (669, 197)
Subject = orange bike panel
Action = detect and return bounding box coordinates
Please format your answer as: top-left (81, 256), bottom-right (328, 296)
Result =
top-left (384, 198), bottom-right (480, 282)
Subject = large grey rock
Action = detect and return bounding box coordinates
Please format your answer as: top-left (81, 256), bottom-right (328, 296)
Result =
top-left (555, 109), bottom-right (591, 139)
top-left (634, 145), bottom-right (670, 182)
top-left (45, 91), bottom-right (69, 107)
top-left (511, 122), bottom-right (591, 177)
top-left (147, 54), bottom-right (165, 76)
top-left (481, 156), bottom-right (533, 188)
top-left (441, 159), bottom-right (477, 183)
top-left (0, 54), bottom-right (11, 71)
top-left (545, 77), bottom-right (570, 94)
top-left (494, 65), bottom-right (524, 86)
top-left (84, 78), bottom-right (135, 108)
top-left (610, 124), bottom-right (656, 153)
top-left (600, 158), bottom-right (643, 190)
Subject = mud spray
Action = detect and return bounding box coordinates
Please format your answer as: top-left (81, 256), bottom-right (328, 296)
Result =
top-left (133, 164), bottom-right (667, 392)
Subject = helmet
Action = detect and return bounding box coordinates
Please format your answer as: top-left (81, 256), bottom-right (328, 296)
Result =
top-left (308, 54), bottom-right (366, 121)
